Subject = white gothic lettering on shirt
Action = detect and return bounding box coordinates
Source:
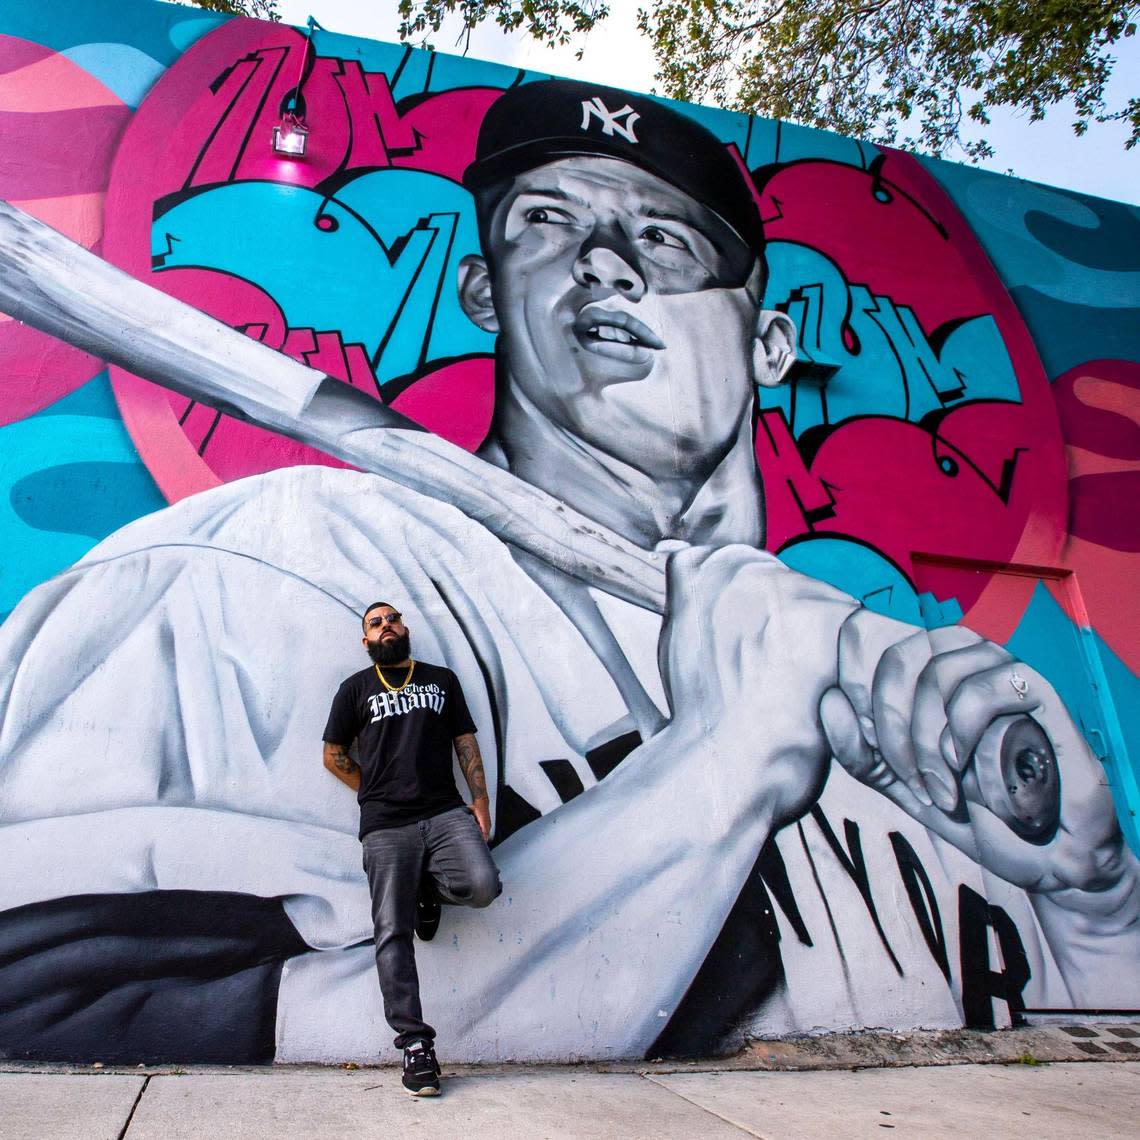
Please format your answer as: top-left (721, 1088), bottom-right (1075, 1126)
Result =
top-left (367, 682), bottom-right (446, 723)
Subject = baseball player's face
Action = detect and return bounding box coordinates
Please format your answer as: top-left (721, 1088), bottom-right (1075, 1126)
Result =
top-left (462, 157), bottom-right (775, 476)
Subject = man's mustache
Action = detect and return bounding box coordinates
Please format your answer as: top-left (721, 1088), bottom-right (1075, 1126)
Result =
top-left (367, 633), bottom-right (411, 665)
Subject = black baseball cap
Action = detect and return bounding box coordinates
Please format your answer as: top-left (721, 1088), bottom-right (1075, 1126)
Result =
top-left (463, 79), bottom-right (765, 257)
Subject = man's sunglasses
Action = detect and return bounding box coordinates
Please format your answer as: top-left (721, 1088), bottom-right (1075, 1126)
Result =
top-left (366, 612), bottom-right (403, 629)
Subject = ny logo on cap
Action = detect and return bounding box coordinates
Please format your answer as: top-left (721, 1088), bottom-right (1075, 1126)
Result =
top-left (580, 96), bottom-right (641, 144)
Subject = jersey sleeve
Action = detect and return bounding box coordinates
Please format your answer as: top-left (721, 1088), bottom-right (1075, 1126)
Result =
top-left (322, 679), bottom-right (360, 745)
top-left (447, 670), bottom-right (478, 738)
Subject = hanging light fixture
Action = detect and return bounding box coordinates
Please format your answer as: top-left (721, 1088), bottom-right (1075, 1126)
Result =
top-left (272, 17), bottom-right (321, 158)
top-left (272, 112), bottom-right (310, 157)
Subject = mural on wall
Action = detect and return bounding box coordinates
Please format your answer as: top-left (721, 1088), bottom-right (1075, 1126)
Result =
top-left (1, 0), bottom-right (1139, 1065)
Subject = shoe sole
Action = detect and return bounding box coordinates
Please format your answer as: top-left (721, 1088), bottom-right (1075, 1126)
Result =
top-left (403, 1085), bottom-right (441, 1097)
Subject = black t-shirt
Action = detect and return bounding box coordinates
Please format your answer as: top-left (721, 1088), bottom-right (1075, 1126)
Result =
top-left (323, 660), bottom-right (476, 838)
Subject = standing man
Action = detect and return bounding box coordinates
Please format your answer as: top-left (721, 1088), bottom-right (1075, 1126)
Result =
top-left (322, 601), bottom-right (501, 1095)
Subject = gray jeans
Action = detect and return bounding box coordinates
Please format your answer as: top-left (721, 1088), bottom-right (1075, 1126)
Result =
top-left (361, 806), bottom-right (501, 1049)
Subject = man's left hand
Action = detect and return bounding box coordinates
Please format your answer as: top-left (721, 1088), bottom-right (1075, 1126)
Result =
top-left (469, 796), bottom-right (492, 841)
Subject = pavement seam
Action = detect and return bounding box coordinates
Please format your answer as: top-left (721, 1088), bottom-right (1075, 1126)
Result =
top-left (115, 1073), bottom-right (151, 1139)
top-left (642, 1072), bottom-right (768, 1139)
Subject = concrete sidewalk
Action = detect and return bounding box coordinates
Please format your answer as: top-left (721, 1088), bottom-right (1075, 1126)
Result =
top-left (3, 1026), bottom-right (1138, 1140)
top-left (2, 1061), bottom-right (1138, 1140)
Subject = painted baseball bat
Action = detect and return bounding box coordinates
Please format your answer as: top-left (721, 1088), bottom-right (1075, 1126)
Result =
top-left (0, 198), bottom-right (667, 612)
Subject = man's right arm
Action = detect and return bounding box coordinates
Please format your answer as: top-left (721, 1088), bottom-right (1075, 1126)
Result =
top-left (322, 741), bottom-right (361, 792)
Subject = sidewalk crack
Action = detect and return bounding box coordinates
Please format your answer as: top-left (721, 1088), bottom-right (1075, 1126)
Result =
top-left (116, 1073), bottom-right (151, 1139)
top-left (642, 1073), bottom-right (768, 1138)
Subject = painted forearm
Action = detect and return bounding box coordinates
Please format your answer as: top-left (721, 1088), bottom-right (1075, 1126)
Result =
top-left (322, 742), bottom-right (361, 792)
top-left (1030, 845), bottom-right (1140, 1004)
top-left (421, 558), bottom-right (854, 1051)
top-left (438, 718), bottom-right (787, 1051)
top-left (455, 732), bottom-right (489, 801)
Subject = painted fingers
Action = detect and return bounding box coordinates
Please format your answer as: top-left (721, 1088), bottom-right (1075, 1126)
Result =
top-left (822, 609), bottom-right (1038, 816)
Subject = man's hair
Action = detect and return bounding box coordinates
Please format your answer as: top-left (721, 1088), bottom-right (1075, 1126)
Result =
top-left (361, 601), bottom-right (399, 631)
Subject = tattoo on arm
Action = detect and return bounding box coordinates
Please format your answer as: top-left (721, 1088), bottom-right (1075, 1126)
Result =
top-left (323, 742), bottom-right (360, 789)
top-left (455, 732), bottom-right (489, 801)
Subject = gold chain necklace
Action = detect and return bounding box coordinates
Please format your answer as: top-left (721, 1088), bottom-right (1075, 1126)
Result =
top-left (375, 659), bottom-right (415, 693)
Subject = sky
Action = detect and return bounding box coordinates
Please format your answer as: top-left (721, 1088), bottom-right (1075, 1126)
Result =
top-left (275, 0), bottom-right (1139, 206)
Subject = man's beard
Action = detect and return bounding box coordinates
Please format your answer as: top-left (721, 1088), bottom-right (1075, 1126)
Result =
top-left (367, 631), bottom-right (411, 666)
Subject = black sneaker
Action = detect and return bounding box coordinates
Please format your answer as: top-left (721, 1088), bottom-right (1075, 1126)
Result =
top-left (414, 890), bottom-right (441, 942)
top-left (402, 1040), bottom-right (441, 1096)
